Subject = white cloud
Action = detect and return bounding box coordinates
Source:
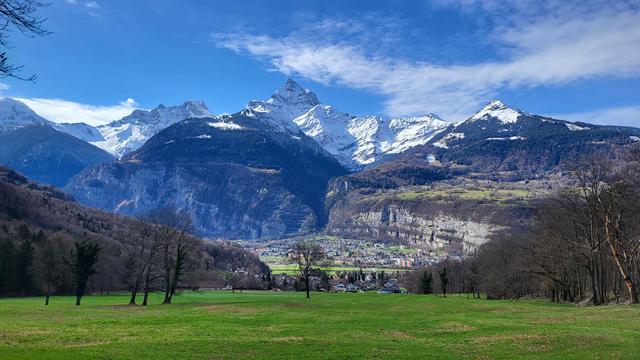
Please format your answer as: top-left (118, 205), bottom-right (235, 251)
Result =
top-left (212, 6), bottom-right (640, 121)
top-left (555, 106), bottom-right (640, 128)
top-left (14, 97), bottom-right (140, 126)
top-left (85, 1), bottom-right (100, 10)
top-left (0, 83), bottom-right (10, 91)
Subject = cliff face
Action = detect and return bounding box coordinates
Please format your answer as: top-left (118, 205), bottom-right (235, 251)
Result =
top-left (324, 173), bottom-right (539, 255)
top-left (329, 207), bottom-right (499, 253)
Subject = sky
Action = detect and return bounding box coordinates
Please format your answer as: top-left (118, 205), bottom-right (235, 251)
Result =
top-left (1, 0), bottom-right (639, 126)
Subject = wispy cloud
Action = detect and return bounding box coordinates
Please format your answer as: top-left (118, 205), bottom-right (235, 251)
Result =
top-left (212, 4), bottom-right (640, 121)
top-left (66, 0), bottom-right (103, 17)
top-left (14, 97), bottom-right (140, 126)
top-left (555, 106), bottom-right (640, 128)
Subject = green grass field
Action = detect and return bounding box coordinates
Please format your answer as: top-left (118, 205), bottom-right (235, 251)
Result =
top-left (1, 291), bottom-right (639, 359)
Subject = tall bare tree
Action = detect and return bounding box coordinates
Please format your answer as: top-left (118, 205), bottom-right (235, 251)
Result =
top-left (120, 219), bottom-right (162, 305)
top-left (144, 207), bottom-right (194, 305)
top-left (290, 241), bottom-right (328, 298)
top-left (34, 233), bottom-right (64, 305)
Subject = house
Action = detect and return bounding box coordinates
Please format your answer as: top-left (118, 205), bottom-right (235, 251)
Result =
top-left (378, 283), bottom-right (401, 294)
top-left (334, 283), bottom-right (346, 292)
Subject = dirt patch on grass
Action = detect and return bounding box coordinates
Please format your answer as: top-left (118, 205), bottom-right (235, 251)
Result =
top-left (473, 334), bottom-right (551, 352)
top-left (389, 330), bottom-right (415, 340)
top-left (62, 339), bottom-right (112, 348)
top-left (528, 316), bottom-right (573, 325)
top-left (474, 334), bottom-right (548, 344)
top-left (272, 336), bottom-right (305, 343)
top-left (437, 322), bottom-right (477, 332)
top-left (204, 305), bottom-right (259, 316)
top-left (282, 302), bottom-right (312, 309)
top-left (0, 331), bottom-right (17, 346)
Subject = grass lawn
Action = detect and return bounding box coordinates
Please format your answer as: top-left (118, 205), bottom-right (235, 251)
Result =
top-left (1, 291), bottom-right (639, 359)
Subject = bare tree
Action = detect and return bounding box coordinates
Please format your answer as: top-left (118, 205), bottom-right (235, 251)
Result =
top-left (144, 207), bottom-right (194, 305)
top-left (0, 0), bottom-right (50, 80)
top-left (290, 241), bottom-right (328, 298)
top-left (120, 219), bottom-right (162, 305)
top-left (33, 233), bottom-right (64, 305)
top-left (572, 155), bottom-right (639, 303)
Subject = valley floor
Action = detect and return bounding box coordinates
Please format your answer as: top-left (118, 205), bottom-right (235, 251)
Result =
top-left (1, 291), bottom-right (639, 359)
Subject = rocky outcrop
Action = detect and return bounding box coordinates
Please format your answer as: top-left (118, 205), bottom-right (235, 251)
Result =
top-left (330, 206), bottom-right (500, 253)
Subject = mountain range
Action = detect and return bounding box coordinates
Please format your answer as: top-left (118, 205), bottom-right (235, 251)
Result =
top-left (1, 80), bottom-right (639, 248)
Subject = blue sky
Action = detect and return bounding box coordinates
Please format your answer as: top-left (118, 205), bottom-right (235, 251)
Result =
top-left (3, 0), bottom-right (640, 126)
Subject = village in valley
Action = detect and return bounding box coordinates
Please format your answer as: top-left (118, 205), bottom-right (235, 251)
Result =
top-left (238, 235), bottom-right (466, 293)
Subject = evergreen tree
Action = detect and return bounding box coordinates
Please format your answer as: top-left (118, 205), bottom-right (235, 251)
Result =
top-left (14, 238), bottom-right (34, 296)
top-left (0, 238), bottom-right (16, 296)
top-left (66, 239), bottom-right (101, 305)
top-left (439, 267), bottom-right (449, 297)
top-left (420, 270), bottom-right (432, 295)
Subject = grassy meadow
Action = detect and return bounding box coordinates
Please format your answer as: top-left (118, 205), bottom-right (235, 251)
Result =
top-left (1, 291), bottom-right (639, 359)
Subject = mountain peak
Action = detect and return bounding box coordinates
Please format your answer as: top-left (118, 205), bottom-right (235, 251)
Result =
top-left (0, 98), bottom-right (51, 134)
top-left (470, 100), bottom-right (522, 124)
top-left (0, 98), bottom-right (40, 116)
top-left (269, 79), bottom-right (319, 108)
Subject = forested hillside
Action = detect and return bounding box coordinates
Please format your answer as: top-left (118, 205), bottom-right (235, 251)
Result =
top-left (0, 167), bottom-right (267, 300)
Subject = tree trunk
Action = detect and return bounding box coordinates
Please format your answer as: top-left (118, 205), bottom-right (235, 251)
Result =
top-left (129, 289), bottom-right (137, 305)
top-left (45, 293), bottom-right (49, 306)
top-left (142, 289), bottom-right (149, 306)
top-left (604, 215), bottom-right (639, 303)
top-left (305, 276), bottom-right (310, 298)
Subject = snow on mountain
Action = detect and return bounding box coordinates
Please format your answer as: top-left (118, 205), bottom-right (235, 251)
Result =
top-left (566, 123), bottom-right (590, 131)
top-left (469, 100), bottom-right (523, 124)
top-left (52, 122), bottom-right (105, 142)
top-left (433, 132), bottom-right (465, 149)
top-left (293, 104), bottom-right (451, 169)
top-left (94, 100), bottom-right (213, 158)
top-left (0, 98), bottom-right (52, 133)
top-left (243, 79), bottom-right (320, 133)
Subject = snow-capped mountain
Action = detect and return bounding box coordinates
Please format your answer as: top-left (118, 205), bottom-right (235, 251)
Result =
top-left (468, 100), bottom-right (522, 124)
top-left (242, 79), bottom-right (320, 133)
top-left (242, 80), bottom-right (452, 169)
top-left (94, 100), bottom-right (213, 158)
top-left (0, 98), bottom-right (53, 133)
top-left (294, 105), bottom-right (451, 169)
top-left (428, 99), bottom-right (604, 149)
top-left (417, 100), bottom-right (640, 177)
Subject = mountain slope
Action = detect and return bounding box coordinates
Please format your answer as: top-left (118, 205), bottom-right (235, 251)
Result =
top-left (0, 124), bottom-right (114, 187)
top-left (53, 122), bottom-right (105, 142)
top-left (66, 109), bottom-right (348, 239)
top-left (94, 101), bottom-right (213, 158)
